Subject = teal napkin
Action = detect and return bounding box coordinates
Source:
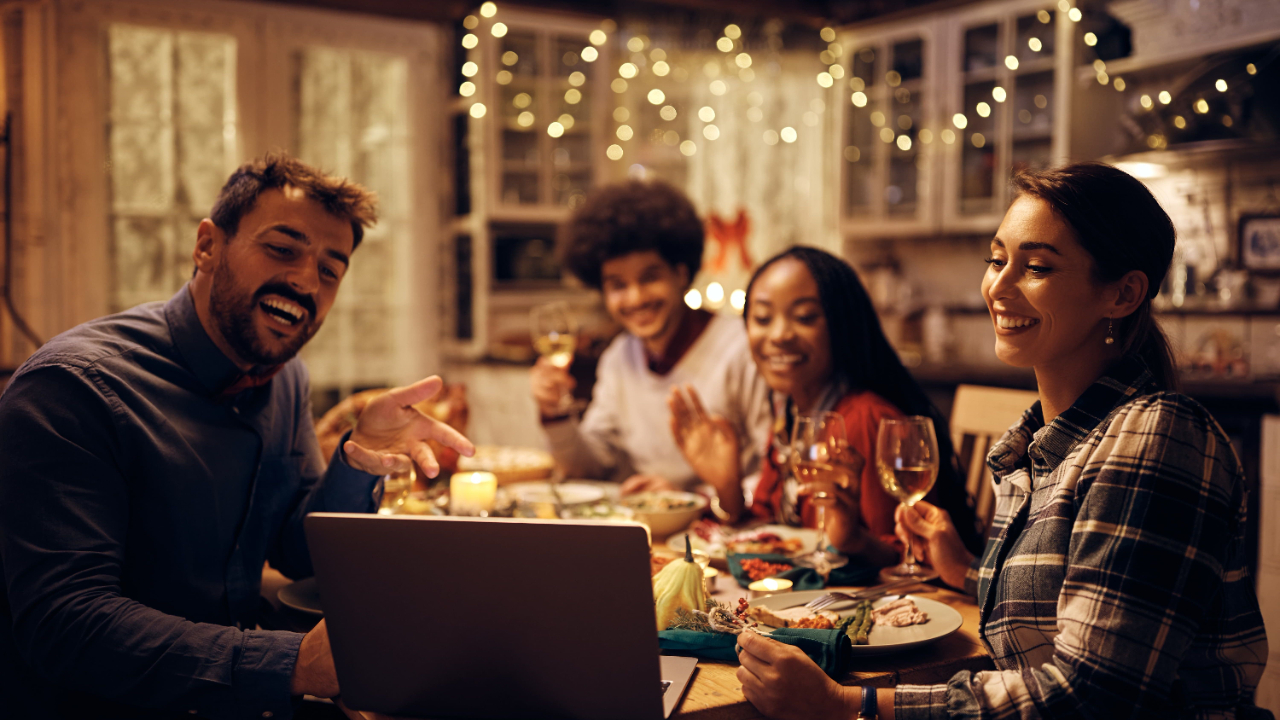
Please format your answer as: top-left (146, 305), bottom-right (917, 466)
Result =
top-left (727, 552), bottom-right (879, 590)
top-left (657, 628), bottom-right (851, 677)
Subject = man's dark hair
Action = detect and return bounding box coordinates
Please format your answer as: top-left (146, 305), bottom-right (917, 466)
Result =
top-left (210, 152), bottom-right (379, 250)
top-left (560, 179), bottom-right (704, 290)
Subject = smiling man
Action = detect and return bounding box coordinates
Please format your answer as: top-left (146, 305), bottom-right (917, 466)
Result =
top-left (531, 179), bottom-right (770, 514)
top-left (0, 154), bottom-right (473, 719)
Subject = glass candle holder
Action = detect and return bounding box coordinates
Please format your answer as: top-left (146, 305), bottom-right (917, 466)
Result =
top-left (449, 472), bottom-right (498, 516)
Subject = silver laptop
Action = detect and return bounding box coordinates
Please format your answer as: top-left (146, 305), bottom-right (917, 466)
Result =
top-left (304, 513), bottom-right (698, 719)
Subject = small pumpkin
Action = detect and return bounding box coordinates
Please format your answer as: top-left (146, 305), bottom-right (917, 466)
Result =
top-left (652, 534), bottom-right (707, 631)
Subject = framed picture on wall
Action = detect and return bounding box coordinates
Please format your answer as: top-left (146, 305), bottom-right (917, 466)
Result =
top-left (1239, 214), bottom-right (1280, 272)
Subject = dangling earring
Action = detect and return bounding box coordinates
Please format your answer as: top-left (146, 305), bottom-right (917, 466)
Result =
top-left (1104, 317), bottom-right (1115, 345)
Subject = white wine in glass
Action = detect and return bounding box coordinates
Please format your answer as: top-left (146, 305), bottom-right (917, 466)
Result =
top-left (530, 301), bottom-right (579, 411)
top-left (875, 416), bottom-right (940, 580)
top-left (790, 412), bottom-right (850, 572)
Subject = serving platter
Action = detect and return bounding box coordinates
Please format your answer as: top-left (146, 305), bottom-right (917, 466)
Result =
top-left (278, 577), bottom-right (323, 617)
top-left (669, 524), bottom-right (822, 560)
top-left (748, 591), bottom-right (963, 655)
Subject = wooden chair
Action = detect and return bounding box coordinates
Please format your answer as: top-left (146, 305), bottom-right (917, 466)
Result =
top-left (950, 384), bottom-right (1040, 533)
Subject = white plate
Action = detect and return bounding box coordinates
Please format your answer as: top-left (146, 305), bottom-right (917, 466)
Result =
top-left (748, 592), bottom-right (963, 656)
top-left (278, 577), bottom-right (323, 617)
top-left (670, 524), bottom-right (822, 560)
top-left (502, 481), bottom-right (606, 505)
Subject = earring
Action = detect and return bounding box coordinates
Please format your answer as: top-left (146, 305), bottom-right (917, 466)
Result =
top-left (1105, 317), bottom-right (1115, 345)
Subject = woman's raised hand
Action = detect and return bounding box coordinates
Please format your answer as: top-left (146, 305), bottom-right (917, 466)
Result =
top-left (895, 499), bottom-right (975, 590)
top-left (668, 384), bottom-right (742, 517)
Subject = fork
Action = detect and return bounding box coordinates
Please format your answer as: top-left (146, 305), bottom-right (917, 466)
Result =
top-left (802, 577), bottom-right (923, 611)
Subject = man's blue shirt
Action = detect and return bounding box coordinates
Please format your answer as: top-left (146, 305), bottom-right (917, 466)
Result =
top-left (0, 286), bottom-right (379, 718)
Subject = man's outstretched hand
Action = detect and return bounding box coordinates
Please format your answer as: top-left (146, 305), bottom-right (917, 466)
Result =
top-left (344, 376), bottom-right (476, 478)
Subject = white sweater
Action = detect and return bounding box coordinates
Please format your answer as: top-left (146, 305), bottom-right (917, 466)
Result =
top-left (544, 313), bottom-right (771, 490)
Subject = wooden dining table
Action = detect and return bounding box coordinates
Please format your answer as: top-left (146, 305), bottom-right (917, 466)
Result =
top-left (320, 564), bottom-right (993, 720)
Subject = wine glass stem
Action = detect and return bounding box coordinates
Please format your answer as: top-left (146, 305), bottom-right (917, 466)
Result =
top-left (901, 502), bottom-right (915, 569)
top-left (815, 503), bottom-right (828, 556)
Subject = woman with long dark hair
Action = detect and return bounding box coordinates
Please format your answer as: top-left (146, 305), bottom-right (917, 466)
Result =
top-left (670, 245), bottom-right (981, 564)
top-left (735, 163), bottom-right (1270, 720)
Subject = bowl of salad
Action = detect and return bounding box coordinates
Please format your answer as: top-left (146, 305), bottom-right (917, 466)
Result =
top-left (620, 491), bottom-right (708, 540)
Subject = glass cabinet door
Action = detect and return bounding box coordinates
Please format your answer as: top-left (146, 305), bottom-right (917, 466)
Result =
top-left (950, 7), bottom-right (1060, 222)
top-left (842, 34), bottom-right (931, 230)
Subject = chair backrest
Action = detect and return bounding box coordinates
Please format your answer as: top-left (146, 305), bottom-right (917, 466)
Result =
top-left (950, 384), bottom-right (1040, 533)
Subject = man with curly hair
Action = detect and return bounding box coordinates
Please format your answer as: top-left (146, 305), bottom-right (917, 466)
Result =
top-left (531, 179), bottom-right (770, 520)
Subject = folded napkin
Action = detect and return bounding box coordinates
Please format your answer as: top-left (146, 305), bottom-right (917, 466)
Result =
top-left (726, 552), bottom-right (879, 590)
top-left (657, 628), bottom-right (852, 677)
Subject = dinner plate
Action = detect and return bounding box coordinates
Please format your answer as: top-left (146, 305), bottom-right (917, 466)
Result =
top-left (670, 524), bottom-right (822, 560)
top-left (749, 591), bottom-right (963, 656)
top-left (278, 577), bottom-right (323, 617)
top-left (502, 481), bottom-right (606, 505)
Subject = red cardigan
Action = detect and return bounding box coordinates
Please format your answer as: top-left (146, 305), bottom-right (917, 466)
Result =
top-left (750, 389), bottom-right (902, 543)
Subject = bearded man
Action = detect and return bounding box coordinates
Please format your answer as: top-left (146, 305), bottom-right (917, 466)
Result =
top-left (0, 154), bottom-right (472, 719)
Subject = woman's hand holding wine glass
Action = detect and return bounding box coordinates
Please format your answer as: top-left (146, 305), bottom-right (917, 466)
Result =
top-left (875, 416), bottom-right (940, 580)
top-left (790, 412), bottom-right (852, 572)
top-left (894, 500), bottom-right (975, 590)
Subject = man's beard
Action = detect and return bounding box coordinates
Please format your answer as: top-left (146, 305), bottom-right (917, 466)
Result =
top-left (208, 256), bottom-right (322, 367)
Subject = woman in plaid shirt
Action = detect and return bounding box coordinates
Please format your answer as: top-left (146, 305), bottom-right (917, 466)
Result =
top-left (735, 162), bottom-right (1271, 719)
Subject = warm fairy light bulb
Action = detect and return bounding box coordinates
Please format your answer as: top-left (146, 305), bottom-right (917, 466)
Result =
top-left (558, 114), bottom-right (575, 130)
top-left (879, 127), bottom-right (894, 143)
top-left (1158, 90), bottom-right (1172, 104)
top-left (568, 71), bottom-right (586, 86)
top-left (725, 24), bottom-right (742, 39)
top-left (703, 124), bottom-right (720, 140)
top-left (817, 72), bottom-right (834, 88)
top-left (565, 88), bottom-right (582, 104)
top-left (730, 289), bottom-right (746, 312)
top-left (717, 37), bottom-right (734, 52)
top-left (606, 144), bottom-right (623, 160)
top-left (462, 33), bottom-right (478, 49)
top-left (547, 122), bottom-right (564, 138)
top-left (616, 125), bottom-right (633, 141)
top-left (896, 135), bottom-right (912, 151)
top-left (698, 106), bottom-right (715, 122)
top-left (459, 82), bottom-right (475, 97)
top-left (919, 129), bottom-right (933, 144)
top-left (680, 140), bottom-right (696, 156)
top-left (1216, 79), bottom-right (1228, 92)
top-left (614, 107), bottom-right (629, 122)
top-left (706, 282), bottom-right (725, 303)
top-left (581, 46), bottom-right (598, 62)
top-left (469, 102), bottom-right (486, 118)
top-left (1194, 98), bottom-right (1209, 114)
top-left (611, 78), bottom-right (628, 93)
top-left (971, 132), bottom-right (986, 148)
top-left (736, 53), bottom-right (752, 68)
top-left (463, 15), bottom-right (479, 29)
top-left (1083, 32), bottom-right (1097, 46)
top-left (1140, 94), bottom-right (1153, 109)
top-left (710, 80), bottom-right (727, 95)
top-left (648, 89), bottom-right (665, 105)
top-left (513, 92), bottom-right (531, 108)
top-left (589, 30), bottom-right (607, 46)
top-left (517, 111), bottom-right (534, 127)
top-left (1113, 78), bottom-right (1126, 91)
top-left (653, 60), bottom-right (670, 76)
top-left (992, 86), bottom-right (1007, 102)
top-left (952, 113), bottom-right (968, 129)
top-left (619, 63), bottom-right (637, 79)
top-left (627, 36), bottom-right (644, 52)
top-left (1068, 7), bottom-right (1082, 21)
top-left (763, 129), bottom-right (779, 145)
top-left (684, 289), bottom-right (703, 309)
top-left (502, 51), bottom-right (518, 66)
top-left (461, 61), bottom-right (478, 77)
top-left (976, 102), bottom-right (991, 117)
top-left (1028, 37), bottom-right (1042, 52)
top-left (820, 27), bottom-right (836, 42)
top-left (479, 2), bottom-right (497, 18)
top-left (852, 92), bottom-right (868, 107)
top-left (660, 105), bottom-right (677, 121)
top-left (781, 127), bottom-right (798, 143)
top-left (491, 22), bottom-right (507, 38)
top-left (1004, 55), bottom-right (1019, 70)
top-left (941, 128), bottom-right (955, 144)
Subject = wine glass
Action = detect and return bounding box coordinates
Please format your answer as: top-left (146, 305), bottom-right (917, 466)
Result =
top-left (875, 416), bottom-right (940, 579)
top-left (530, 301), bottom-right (579, 413)
top-left (789, 412), bottom-right (850, 572)
top-left (377, 465), bottom-right (416, 515)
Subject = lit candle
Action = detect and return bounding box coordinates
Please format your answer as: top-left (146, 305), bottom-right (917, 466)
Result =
top-left (703, 566), bottom-right (719, 595)
top-left (449, 472), bottom-right (497, 516)
top-left (747, 577), bottom-right (793, 599)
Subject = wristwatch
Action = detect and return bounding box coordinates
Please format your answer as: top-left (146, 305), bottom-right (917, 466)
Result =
top-left (856, 686), bottom-right (877, 719)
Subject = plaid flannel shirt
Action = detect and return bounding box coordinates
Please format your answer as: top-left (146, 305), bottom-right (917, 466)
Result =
top-left (896, 357), bottom-right (1270, 720)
